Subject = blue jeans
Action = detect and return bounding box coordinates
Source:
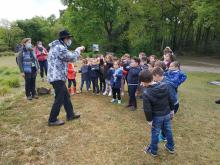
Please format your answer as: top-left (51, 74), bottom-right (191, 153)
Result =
top-left (149, 114), bottom-right (174, 154)
top-left (80, 79), bottom-right (90, 91)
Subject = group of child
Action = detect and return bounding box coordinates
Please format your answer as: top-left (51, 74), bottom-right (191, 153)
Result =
top-left (67, 46), bottom-right (187, 156)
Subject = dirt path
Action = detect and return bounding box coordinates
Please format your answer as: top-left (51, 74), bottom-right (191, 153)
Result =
top-left (182, 65), bottom-right (220, 73)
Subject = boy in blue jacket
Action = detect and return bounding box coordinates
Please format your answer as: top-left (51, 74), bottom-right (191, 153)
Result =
top-left (126, 58), bottom-right (142, 111)
top-left (110, 61), bottom-right (123, 104)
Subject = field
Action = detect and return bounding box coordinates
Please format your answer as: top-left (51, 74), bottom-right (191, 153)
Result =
top-left (0, 56), bottom-right (220, 165)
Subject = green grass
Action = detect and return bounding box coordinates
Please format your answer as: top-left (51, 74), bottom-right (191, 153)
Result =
top-left (0, 56), bottom-right (220, 164)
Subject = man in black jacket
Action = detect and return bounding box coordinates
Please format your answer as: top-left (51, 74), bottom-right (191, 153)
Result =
top-left (139, 69), bottom-right (175, 157)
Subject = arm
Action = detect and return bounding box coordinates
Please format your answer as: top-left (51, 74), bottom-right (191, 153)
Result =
top-left (143, 93), bottom-right (153, 122)
top-left (58, 46), bottom-right (81, 62)
top-left (179, 71), bottom-right (187, 85)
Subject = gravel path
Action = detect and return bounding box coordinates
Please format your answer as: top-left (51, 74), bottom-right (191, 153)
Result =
top-left (182, 65), bottom-right (220, 73)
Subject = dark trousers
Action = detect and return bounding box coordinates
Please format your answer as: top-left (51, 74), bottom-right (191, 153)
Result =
top-left (39, 60), bottom-right (48, 78)
top-left (24, 70), bottom-right (37, 97)
top-left (128, 85), bottom-right (138, 108)
top-left (49, 80), bottom-right (75, 122)
top-left (99, 74), bottom-right (105, 93)
top-left (68, 79), bottom-right (76, 88)
top-left (174, 103), bottom-right (179, 114)
top-left (112, 87), bottom-right (121, 100)
top-left (80, 79), bottom-right (90, 91)
top-left (91, 77), bottom-right (99, 93)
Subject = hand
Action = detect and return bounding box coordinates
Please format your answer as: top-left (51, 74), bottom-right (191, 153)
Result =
top-left (79, 46), bottom-right (85, 52)
top-left (170, 110), bottom-right (174, 120)
top-left (148, 121), bottom-right (153, 127)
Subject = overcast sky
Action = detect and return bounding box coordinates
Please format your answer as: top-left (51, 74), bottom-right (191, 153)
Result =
top-left (0, 0), bottom-right (66, 21)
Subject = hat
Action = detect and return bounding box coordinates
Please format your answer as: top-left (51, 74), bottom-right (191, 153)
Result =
top-left (59, 30), bottom-right (73, 39)
top-left (21, 38), bottom-right (31, 45)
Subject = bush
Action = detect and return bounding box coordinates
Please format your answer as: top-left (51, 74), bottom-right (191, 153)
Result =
top-left (4, 78), bottom-right (20, 88)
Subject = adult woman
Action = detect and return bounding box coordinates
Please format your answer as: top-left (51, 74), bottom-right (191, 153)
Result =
top-left (17, 38), bottom-right (39, 100)
top-left (34, 41), bottom-right (48, 81)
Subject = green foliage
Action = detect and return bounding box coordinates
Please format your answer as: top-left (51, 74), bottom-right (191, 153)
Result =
top-left (0, 51), bottom-right (15, 57)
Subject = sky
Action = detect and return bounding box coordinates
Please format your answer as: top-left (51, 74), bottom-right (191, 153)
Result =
top-left (0, 0), bottom-right (66, 21)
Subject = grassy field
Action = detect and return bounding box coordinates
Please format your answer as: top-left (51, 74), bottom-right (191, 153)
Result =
top-left (0, 56), bottom-right (220, 165)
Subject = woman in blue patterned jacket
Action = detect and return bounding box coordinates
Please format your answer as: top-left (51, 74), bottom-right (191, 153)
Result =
top-left (47, 30), bottom-right (85, 126)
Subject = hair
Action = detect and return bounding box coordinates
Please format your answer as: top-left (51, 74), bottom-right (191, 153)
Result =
top-left (170, 61), bottom-right (181, 69)
top-left (163, 46), bottom-right (173, 55)
top-left (154, 60), bottom-right (167, 71)
top-left (152, 67), bottom-right (164, 77)
top-left (105, 54), bottom-right (113, 62)
top-left (37, 41), bottom-right (42, 45)
top-left (149, 55), bottom-right (157, 60)
top-left (139, 69), bottom-right (153, 83)
top-left (113, 60), bottom-right (120, 66)
top-left (21, 38), bottom-right (31, 45)
top-left (132, 57), bottom-right (140, 65)
top-left (122, 53), bottom-right (130, 59)
top-left (82, 58), bottom-right (88, 64)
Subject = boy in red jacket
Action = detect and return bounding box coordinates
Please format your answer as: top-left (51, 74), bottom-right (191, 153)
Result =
top-left (67, 62), bottom-right (77, 95)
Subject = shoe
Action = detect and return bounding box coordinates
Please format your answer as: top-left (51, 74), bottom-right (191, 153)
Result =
top-left (48, 119), bottom-right (65, 126)
top-left (215, 100), bottom-right (220, 104)
top-left (144, 146), bottom-right (157, 157)
top-left (130, 106), bottom-right (136, 111)
top-left (164, 144), bottom-right (175, 154)
top-left (67, 113), bottom-right (81, 121)
top-left (126, 104), bottom-right (132, 108)
top-left (111, 99), bottom-right (116, 103)
top-left (68, 88), bottom-right (71, 94)
top-left (32, 95), bottom-right (39, 99)
top-left (118, 100), bottom-right (122, 104)
top-left (73, 87), bottom-right (77, 94)
top-left (103, 91), bottom-right (107, 96)
top-left (108, 92), bottom-right (112, 97)
top-left (27, 96), bottom-right (32, 100)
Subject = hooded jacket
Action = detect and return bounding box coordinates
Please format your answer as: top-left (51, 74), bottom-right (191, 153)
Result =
top-left (47, 40), bottom-right (80, 83)
top-left (143, 82), bottom-right (174, 121)
top-left (164, 70), bottom-right (187, 89)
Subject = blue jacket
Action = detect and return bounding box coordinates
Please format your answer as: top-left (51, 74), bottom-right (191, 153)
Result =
top-left (164, 70), bottom-right (187, 89)
top-left (79, 65), bottom-right (89, 80)
top-left (126, 66), bottom-right (142, 85)
top-left (110, 68), bottom-right (123, 89)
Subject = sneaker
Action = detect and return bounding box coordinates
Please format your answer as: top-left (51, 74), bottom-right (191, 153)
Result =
top-left (144, 146), bottom-right (157, 157)
top-left (111, 99), bottom-right (116, 103)
top-left (118, 100), bottom-right (122, 104)
top-left (215, 100), bottom-right (220, 104)
top-left (67, 113), bottom-right (81, 121)
top-left (48, 119), bottom-right (65, 126)
top-left (108, 92), bottom-right (112, 97)
top-left (164, 144), bottom-right (175, 154)
top-left (103, 91), bottom-right (107, 96)
top-left (130, 106), bottom-right (136, 111)
top-left (27, 96), bottom-right (32, 100)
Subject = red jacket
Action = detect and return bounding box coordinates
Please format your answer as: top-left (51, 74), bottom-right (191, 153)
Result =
top-left (68, 63), bottom-right (77, 80)
top-left (34, 46), bottom-right (48, 61)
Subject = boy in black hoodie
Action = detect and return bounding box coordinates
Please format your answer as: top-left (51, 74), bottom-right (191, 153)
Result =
top-left (139, 69), bottom-right (175, 157)
top-left (89, 58), bottom-right (100, 94)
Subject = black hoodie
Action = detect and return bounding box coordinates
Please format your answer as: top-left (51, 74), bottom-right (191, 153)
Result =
top-left (143, 82), bottom-right (174, 121)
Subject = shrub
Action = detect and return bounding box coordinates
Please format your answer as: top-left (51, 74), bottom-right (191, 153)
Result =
top-left (0, 51), bottom-right (15, 57)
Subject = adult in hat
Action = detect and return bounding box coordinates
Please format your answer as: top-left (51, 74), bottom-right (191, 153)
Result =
top-left (47, 30), bottom-right (85, 126)
top-left (17, 38), bottom-right (40, 100)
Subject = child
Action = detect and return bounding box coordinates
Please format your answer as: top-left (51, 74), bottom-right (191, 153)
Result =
top-left (140, 56), bottom-right (149, 70)
top-left (67, 62), bottom-right (77, 95)
top-left (154, 60), bottom-right (167, 71)
top-left (164, 61), bottom-right (187, 113)
top-left (89, 58), bottom-right (100, 94)
top-left (162, 47), bottom-right (175, 68)
top-left (79, 59), bottom-right (90, 92)
top-left (126, 57), bottom-right (142, 111)
top-left (149, 55), bottom-right (157, 64)
top-left (110, 61), bottom-right (123, 104)
top-left (139, 69), bottom-right (175, 157)
top-left (121, 53), bottom-right (131, 96)
top-left (103, 54), bottom-right (114, 96)
top-left (99, 55), bottom-right (106, 93)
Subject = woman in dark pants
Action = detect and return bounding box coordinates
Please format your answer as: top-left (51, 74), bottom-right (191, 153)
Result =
top-left (17, 38), bottom-right (40, 100)
top-left (34, 41), bottom-right (48, 82)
